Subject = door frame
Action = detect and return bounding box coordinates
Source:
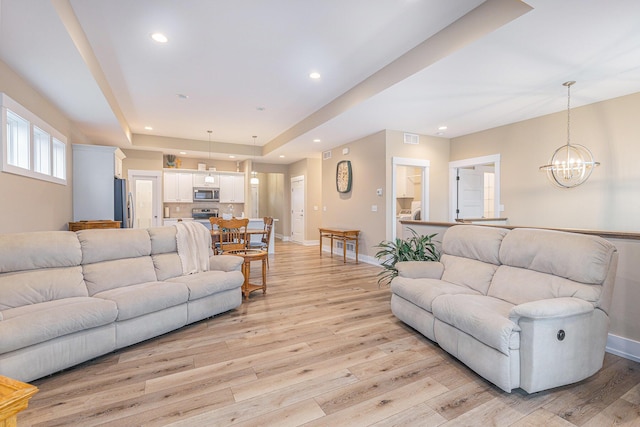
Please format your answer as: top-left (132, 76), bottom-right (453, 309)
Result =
top-left (448, 154), bottom-right (501, 222)
top-left (391, 157), bottom-right (430, 241)
top-left (127, 169), bottom-right (163, 227)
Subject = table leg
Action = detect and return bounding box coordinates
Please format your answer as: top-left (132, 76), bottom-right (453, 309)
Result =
top-left (243, 259), bottom-right (252, 299)
top-left (343, 238), bottom-right (347, 263)
top-left (355, 236), bottom-right (359, 264)
top-left (319, 231), bottom-right (322, 256)
top-left (330, 235), bottom-right (334, 257)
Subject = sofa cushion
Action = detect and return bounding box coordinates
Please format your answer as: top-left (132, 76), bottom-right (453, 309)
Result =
top-left (93, 281), bottom-right (189, 321)
top-left (152, 253), bottom-right (184, 281)
top-left (148, 226), bottom-right (178, 255)
top-left (0, 231), bottom-right (81, 273)
top-left (499, 228), bottom-right (616, 285)
top-left (391, 277), bottom-right (480, 312)
top-left (432, 294), bottom-right (520, 355)
top-left (83, 257), bottom-right (158, 296)
top-left (440, 254), bottom-right (499, 295)
top-left (166, 270), bottom-right (244, 300)
top-left (0, 266), bottom-right (87, 310)
top-left (78, 229), bottom-right (151, 264)
top-left (442, 225), bottom-right (508, 265)
top-left (488, 265), bottom-right (601, 306)
top-left (0, 297), bottom-right (117, 353)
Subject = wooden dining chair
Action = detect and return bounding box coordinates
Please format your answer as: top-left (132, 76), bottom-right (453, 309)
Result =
top-left (248, 217), bottom-right (274, 267)
top-left (216, 217), bottom-right (249, 254)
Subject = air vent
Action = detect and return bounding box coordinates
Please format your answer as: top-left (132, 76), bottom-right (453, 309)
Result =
top-left (323, 150), bottom-right (332, 160)
top-left (404, 133), bottom-right (419, 145)
top-left (335, 241), bottom-right (355, 252)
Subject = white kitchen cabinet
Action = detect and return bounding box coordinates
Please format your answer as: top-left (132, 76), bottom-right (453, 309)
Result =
top-left (193, 172), bottom-right (219, 188)
top-left (72, 144), bottom-right (126, 221)
top-left (163, 171), bottom-right (193, 202)
top-left (219, 173), bottom-right (245, 203)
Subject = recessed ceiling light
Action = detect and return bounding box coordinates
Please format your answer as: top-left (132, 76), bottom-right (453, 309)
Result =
top-left (144, 126), bottom-right (153, 130)
top-left (177, 94), bottom-right (189, 99)
top-left (438, 126), bottom-right (448, 131)
top-left (313, 139), bottom-right (321, 143)
top-left (279, 155), bottom-right (285, 158)
top-left (179, 151), bottom-right (186, 155)
top-left (309, 72), bottom-right (321, 79)
top-left (229, 155), bottom-right (236, 159)
top-left (151, 33), bottom-right (168, 43)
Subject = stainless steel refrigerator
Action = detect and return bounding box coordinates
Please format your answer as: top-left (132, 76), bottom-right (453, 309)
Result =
top-left (114, 178), bottom-right (132, 228)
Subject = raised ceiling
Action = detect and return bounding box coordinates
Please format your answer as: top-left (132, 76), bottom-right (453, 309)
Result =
top-left (1, 0), bottom-right (639, 164)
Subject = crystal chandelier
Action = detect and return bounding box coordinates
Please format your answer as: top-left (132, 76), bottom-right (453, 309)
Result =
top-left (539, 81), bottom-right (599, 188)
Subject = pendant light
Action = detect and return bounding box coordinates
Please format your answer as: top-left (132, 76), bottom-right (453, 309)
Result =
top-left (204, 130), bottom-right (215, 184)
top-left (250, 135), bottom-right (259, 185)
top-left (539, 81), bottom-right (599, 188)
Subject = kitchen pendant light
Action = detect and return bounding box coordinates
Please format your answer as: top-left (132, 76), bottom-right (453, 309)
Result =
top-left (204, 130), bottom-right (215, 184)
top-left (539, 81), bottom-right (600, 188)
top-left (250, 135), bottom-right (259, 185)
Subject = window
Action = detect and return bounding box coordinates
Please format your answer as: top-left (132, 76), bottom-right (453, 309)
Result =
top-left (6, 110), bottom-right (30, 170)
top-left (34, 126), bottom-right (51, 175)
top-left (1, 93), bottom-right (67, 185)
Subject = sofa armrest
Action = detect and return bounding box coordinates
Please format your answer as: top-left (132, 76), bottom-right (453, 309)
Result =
top-left (209, 254), bottom-right (243, 272)
top-left (509, 297), bottom-right (594, 321)
top-left (396, 261), bottom-right (444, 279)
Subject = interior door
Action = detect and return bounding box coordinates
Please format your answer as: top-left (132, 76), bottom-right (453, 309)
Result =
top-left (457, 168), bottom-right (484, 219)
top-left (128, 170), bottom-right (162, 228)
top-left (291, 176), bottom-right (304, 243)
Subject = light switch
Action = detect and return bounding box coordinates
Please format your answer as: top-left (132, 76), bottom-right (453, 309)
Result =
top-left (371, 205), bottom-right (378, 212)
top-left (313, 205), bottom-right (319, 211)
top-left (376, 188), bottom-right (383, 196)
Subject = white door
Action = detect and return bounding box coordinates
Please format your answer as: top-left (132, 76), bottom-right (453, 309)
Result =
top-left (291, 176), bottom-right (305, 243)
top-left (457, 168), bottom-right (484, 219)
top-left (128, 170), bottom-right (162, 228)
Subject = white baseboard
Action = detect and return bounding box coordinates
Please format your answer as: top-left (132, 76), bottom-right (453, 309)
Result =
top-left (606, 333), bottom-right (640, 363)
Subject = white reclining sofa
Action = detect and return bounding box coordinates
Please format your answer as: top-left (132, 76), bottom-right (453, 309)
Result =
top-left (391, 225), bottom-right (618, 393)
top-left (0, 224), bottom-right (244, 382)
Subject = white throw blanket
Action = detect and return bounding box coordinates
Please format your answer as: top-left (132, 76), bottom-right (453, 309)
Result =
top-left (175, 222), bottom-right (211, 275)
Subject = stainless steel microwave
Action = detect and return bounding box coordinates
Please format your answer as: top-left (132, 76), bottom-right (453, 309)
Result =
top-left (193, 187), bottom-right (219, 201)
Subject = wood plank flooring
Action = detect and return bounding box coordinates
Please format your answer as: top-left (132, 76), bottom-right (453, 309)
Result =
top-left (19, 241), bottom-right (640, 426)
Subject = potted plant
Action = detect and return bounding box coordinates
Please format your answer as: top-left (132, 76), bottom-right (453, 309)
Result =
top-left (374, 228), bottom-right (440, 287)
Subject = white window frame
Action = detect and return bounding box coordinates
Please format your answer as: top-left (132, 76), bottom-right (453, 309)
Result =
top-left (1, 93), bottom-right (67, 185)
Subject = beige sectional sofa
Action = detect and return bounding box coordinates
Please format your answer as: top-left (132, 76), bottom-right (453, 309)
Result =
top-left (391, 225), bottom-right (618, 393)
top-left (0, 225), bottom-right (244, 382)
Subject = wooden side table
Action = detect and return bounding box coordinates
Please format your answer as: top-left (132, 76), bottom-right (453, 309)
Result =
top-left (319, 227), bottom-right (360, 263)
top-left (229, 249), bottom-right (268, 299)
top-left (0, 376), bottom-right (38, 427)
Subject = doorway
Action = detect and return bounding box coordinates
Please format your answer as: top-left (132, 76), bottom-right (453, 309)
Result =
top-left (448, 154), bottom-right (501, 222)
top-left (290, 175), bottom-right (305, 243)
top-left (391, 157), bottom-right (430, 240)
top-left (128, 170), bottom-right (162, 228)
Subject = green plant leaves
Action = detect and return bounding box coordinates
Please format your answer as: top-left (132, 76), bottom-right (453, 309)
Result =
top-left (374, 228), bottom-right (440, 287)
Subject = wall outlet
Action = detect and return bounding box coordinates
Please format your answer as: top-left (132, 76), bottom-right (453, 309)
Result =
top-left (175, 206), bottom-right (180, 212)
top-left (313, 205), bottom-right (318, 211)
top-left (371, 205), bottom-right (378, 212)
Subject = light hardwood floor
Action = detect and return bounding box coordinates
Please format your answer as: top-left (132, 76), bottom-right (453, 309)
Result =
top-left (19, 241), bottom-right (640, 426)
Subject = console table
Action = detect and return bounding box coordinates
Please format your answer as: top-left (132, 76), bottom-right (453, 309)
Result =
top-left (319, 227), bottom-right (360, 264)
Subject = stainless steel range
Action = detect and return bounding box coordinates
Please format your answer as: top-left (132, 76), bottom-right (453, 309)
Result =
top-left (192, 208), bottom-right (219, 229)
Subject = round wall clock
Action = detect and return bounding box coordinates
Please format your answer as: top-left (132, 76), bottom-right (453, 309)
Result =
top-left (336, 160), bottom-right (352, 193)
